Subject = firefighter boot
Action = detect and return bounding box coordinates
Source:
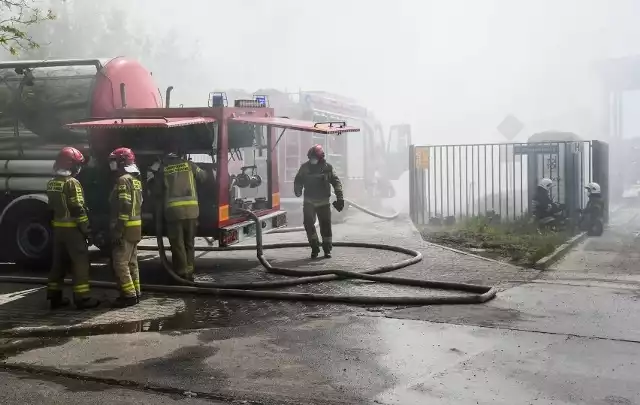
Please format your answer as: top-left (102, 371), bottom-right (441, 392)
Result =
top-left (311, 242), bottom-right (321, 259)
top-left (111, 295), bottom-right (139, 309)
top-left (48, 292), bottom-right (70, 310)
top-left (322, 242), bottom-right (332, 259)
top-left (75, 297), bottom-right (100, 310)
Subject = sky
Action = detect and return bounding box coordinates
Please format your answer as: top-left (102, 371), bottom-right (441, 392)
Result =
top-left (29, 0), bottom-right (640, 144)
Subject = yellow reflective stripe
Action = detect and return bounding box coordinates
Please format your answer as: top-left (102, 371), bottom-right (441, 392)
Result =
top-left (76, 215), bottom-right (88, 223)
top-left (47, 282), bottom-right (60, 290)
top-left (118, 214), bottom-right (130, 220)
top-left (118, 193), bottom-right (131, 200)
top-left (168, 200), bottom-right (198, 207)
top-left (52, 221), bottom-right (77, 227)
top-left (121, 282), bottom-right (135, 292)
top-left (73, 284), bottom-right (90, 293)
top-left (188, 170), bottom-right (196, 198)
top-left (74, 186), bottom-right (83, 201)
top-left (164, 162), bottom-right (190, 174)
top-left (133, 280), bottom-right (140, 288)
top-left (47, 181), bottom-right (64, 192)
top-left (125, 220), bottom-right (142, 227)
top-left (69, 196), bottom-right (85, 204)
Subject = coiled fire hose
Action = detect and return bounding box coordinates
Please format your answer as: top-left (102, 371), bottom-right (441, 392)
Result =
top-left (0, 196), bottom-right (496, 305)
top-left (128, 204), bottom-right (496, 305)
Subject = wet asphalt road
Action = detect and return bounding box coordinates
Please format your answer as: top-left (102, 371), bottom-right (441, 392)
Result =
top-left (0, 370), bottom-right (227, 404)
top-left (3, 208), bottom-right (640, 403)
top-left (0, 211), bottom-right (532, 334)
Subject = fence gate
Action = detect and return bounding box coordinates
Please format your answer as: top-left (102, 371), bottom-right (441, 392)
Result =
top-left (409, 141), bottom-right (610, 226)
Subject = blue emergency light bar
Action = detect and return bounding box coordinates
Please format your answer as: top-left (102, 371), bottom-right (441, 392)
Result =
top-left (254, 95), bottom-right (268, 107)
top-left (235, 95), bottom-right (269, 108)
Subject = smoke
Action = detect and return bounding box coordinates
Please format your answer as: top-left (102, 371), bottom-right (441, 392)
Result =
top-left (7, 0), bottom-right (638, 143)
top-left (5, 0), bottom-right (640, 210)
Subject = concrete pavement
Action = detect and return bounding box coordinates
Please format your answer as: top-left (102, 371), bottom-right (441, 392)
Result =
top-left (2, 208), bottom-right (640, 403)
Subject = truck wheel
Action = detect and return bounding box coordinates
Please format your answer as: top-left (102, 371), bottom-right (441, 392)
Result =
top-left (2, 201), bottom-right (52, 268)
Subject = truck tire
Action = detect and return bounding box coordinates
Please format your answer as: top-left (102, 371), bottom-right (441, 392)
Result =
top-left (1, 200), bottom-right (53, 269)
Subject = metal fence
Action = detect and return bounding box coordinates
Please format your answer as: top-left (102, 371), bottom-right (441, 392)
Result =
top-left (409, 141), bottom-right (609, 225)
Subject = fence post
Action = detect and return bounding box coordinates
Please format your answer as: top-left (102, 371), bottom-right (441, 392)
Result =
top-left (409, 144), bottom-right (416, 224)
top-left (592, 140), bottom-right (610, 223)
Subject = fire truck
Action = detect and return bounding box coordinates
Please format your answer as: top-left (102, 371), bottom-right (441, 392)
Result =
top-left (0, 57), bottom-right (358, 266)
top-left (209, 89), bottom-right (412, 219)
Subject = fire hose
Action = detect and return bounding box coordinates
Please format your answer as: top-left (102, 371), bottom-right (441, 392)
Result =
top-left (1, 198), bottom-right (496, 305)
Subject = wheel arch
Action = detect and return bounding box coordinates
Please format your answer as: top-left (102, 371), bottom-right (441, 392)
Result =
top-left (0, 194), bottom-right (49, 226)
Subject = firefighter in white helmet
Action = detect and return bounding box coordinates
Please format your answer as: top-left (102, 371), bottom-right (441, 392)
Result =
top-left (532, 177), bottom-right (561, 220)
top-left (580, 182), bottom-right (604, 235)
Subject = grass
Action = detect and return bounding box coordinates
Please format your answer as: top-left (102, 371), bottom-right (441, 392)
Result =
top-left (420, 215), bottom-right (574, 266)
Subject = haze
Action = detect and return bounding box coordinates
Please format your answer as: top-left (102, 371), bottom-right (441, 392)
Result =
top-left (15, 0), bottom-right (640, 143)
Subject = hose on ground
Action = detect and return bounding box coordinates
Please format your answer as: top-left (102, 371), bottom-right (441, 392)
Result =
top-left (267, 196), bottom-right (398, 235)
top-left (0, 195), bottom-right (496, 305)
top-left (131, 207), bottom-right (496, 305)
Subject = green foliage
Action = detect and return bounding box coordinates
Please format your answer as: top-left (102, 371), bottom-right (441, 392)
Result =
top-left (0, 0), bottom-right (55, 55)
top-left (421, 214), bottom-right (572, 266)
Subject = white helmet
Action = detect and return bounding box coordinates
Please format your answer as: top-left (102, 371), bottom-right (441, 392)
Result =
top-left (585, 182), bottom-right (601, 195)
top-left (538, 178), bottom-right (553, 191)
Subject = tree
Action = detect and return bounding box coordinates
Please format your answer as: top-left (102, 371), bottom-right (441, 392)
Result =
top-left (19, 0), bottom-right (212, 106)
top-left (0, 0), bottom-right (55, 55)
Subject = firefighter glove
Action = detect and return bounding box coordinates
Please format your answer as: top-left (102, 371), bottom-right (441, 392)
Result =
top-left (333, 199), bottom-right (345, 212)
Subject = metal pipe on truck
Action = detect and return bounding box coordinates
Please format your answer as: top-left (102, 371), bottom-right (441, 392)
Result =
top-left (0, 160), bottom-right (54, 175)
top-left (0, 176), bottom-right (50, 191)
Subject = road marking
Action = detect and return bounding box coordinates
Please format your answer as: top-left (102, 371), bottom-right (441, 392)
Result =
top-left (0, 286), bottom-right (45, 306)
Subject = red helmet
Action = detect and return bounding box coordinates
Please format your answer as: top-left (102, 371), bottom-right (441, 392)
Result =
top-left (109, 147), bottom-right (136, 166)
top-left (307, 144), bottom-right (325, 160)
top-left (54, 147), bottom-right (85, 171)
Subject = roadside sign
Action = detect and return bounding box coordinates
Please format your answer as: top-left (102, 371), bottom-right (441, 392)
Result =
top-left (513, 144), bottom-right (559, 154)
top-left (415, 146), bottom-right (430, 169)
top-left (497, 114), bottom-right (524, 141)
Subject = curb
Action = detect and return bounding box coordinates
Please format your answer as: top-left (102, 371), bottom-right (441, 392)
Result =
top-left (534, 203), bottom-right (626, 270)
top-left (533, 232), bottom-right (587, 270)
top-left (422, 240), bottom-right (523, 270)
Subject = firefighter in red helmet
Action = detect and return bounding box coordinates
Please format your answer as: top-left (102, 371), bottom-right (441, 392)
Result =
top-left (151, 138), bottom-right (208, 281)
top-left (294, 144), bottom-right (344, 258)
top-left (46, 146), bottom-right (100, 310)
top-left (108, 147), bottom-right (144, 307)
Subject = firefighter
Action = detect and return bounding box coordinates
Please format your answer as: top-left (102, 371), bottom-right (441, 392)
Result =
top-left (580, 182), bottom-right (604, 236)
top-left (108, 147), bottom-right (143, 307)
top-left (46, 147), bottom-right (100, 310)
top-left (294, 144), bottom-right (344, 259)
top-left (153, 144), bottom-right (208, 281)
top-left (532, 177), bottom-right (560, 220)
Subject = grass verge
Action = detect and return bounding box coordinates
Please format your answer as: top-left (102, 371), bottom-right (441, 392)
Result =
top-left (420, 215), bottom-right (575, 267)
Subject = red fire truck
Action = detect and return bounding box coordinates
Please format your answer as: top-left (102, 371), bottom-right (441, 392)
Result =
top-left (210, 89), bottom-right (412, 219)
top-left (0, 57), bottom-right (359, 266)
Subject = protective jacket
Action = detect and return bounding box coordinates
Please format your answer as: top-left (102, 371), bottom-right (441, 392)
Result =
top-left (110, 173), bottom-right (143, 241)
top-left (46, 175), bottom-right (90, 235)
top-left (583, 194), bottom-right (604, 217)
top-left (294, 161), bottom-right (343, 206)
top-left (532, 186), bottom-right (555, 218)
top-left (155, 156), bottom-right (208, 221)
